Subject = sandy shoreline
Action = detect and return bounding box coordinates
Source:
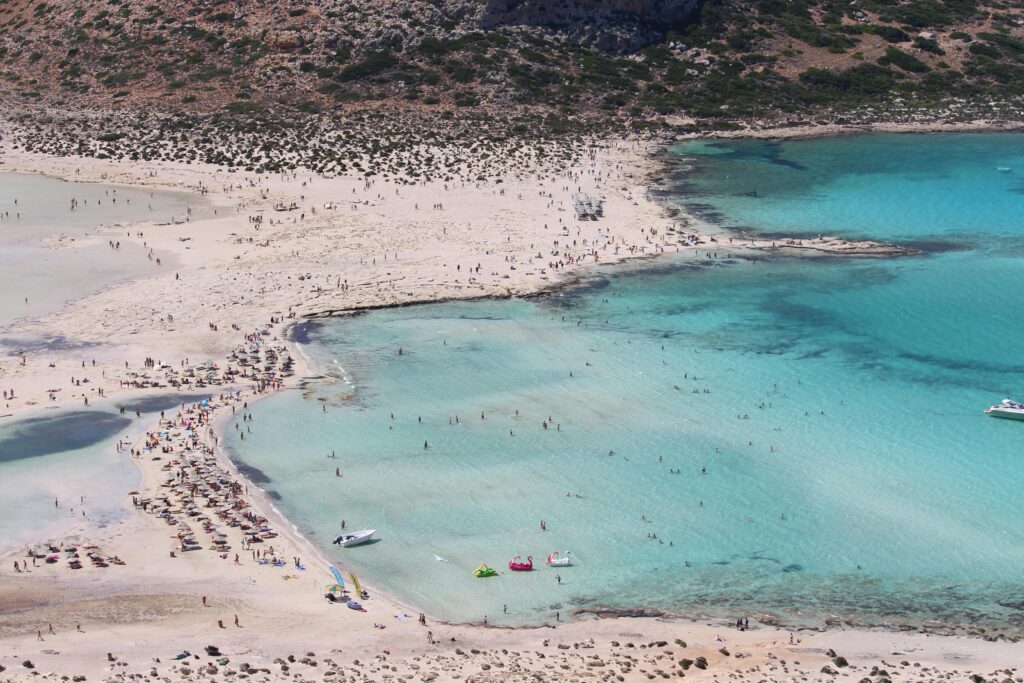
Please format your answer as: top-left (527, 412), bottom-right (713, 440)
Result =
top-left (205, 372), bottom-right (440, 625)
top-left (675, 119), bottom-right (1024, 142)
top-left (3, 125), bottom-right (1024, 680)
top-left (0, 134), bottom-right (910, 422)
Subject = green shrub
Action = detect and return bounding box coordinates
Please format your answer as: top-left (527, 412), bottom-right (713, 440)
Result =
top-left (870, 25), bottom-right (910, 43)
top-left (449, 66), bottom-right (476, 83)
top-left (969, 42), bottom-right (1001, 59)
top-left (878, 47), bottom-right (930, 73)
top-left (800, 63), bottom-right (898, 96)
top-left (978, 32), bottom-right (1024, 56)
top-left (225, 101), bottom-right (262, 113)
top-left (338, 51), bottom-right (397, 81)
top-left (914, 36), bottom-right (944, 54)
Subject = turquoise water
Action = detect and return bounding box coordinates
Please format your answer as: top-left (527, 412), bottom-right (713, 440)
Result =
top-left (670, 133), bottom-right (1024, 245)
top-left (225, 134), bottom-right (1024, 630)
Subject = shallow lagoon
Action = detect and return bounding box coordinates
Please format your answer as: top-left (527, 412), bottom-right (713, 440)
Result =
top-left (0, 393), bottom-right (216, 551)
top-left (0, 172), bottom-right (206, 328)
top-left (0, 408), bottom-right (136, 550)
top-left (225, 134), bottom-right (1024, 629)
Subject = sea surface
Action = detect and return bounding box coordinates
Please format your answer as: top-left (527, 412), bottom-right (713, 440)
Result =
top-left (222, 133), bottom-right (1024, 629)
top-left (668, 134), bottom-right (1024, 237)
top-left (0, 172), bottom-right (206, 328)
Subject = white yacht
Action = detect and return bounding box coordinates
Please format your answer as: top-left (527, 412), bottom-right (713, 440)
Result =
top-left (985, 399), bottom-right (1024, 420)
top-left (333, 529), bottom-right (376, 547)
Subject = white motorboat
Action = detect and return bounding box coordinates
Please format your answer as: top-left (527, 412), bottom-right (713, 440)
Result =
top-left (985, 398), bottom-right (1024, 420)
top-left (333, 529), bottom-right (376, 547)
top-left (546, 551), bottom-right (573, 567)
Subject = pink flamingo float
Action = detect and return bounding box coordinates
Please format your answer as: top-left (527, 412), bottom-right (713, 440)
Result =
top-left (508, 555), bottom-right (533, 571)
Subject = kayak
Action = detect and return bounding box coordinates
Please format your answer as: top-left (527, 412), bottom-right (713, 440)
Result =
top-left (346, 600), bottom-right (366, 611)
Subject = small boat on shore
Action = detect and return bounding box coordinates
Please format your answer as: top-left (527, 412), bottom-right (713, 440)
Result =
top-left (333, 529), bottom-right (375, 547)
top-left (474, 563), bottom-right (497, 577)
top-left (546, 551), bottom-right (572, 567)
top-left (508, 555), bottom-right (533, 571)
top-left (346, 600), bottom-right (366, 611)
top-left (985, 398), bottom-right (1024, 420)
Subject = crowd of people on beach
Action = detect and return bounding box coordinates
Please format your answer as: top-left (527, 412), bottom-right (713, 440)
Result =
top-left (14, 540), bottom-right (124, 574)
top-left (127, 336), bottom-right (296, 561)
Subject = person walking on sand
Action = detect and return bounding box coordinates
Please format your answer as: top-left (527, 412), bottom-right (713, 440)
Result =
top-left (426, 630), bottom-right (433, 644)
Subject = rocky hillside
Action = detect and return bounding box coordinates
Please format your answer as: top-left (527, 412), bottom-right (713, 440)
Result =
top-left (479, 0), bottom-right (699, 49)
top-left (1, 0), bottom-right (1022, 126)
